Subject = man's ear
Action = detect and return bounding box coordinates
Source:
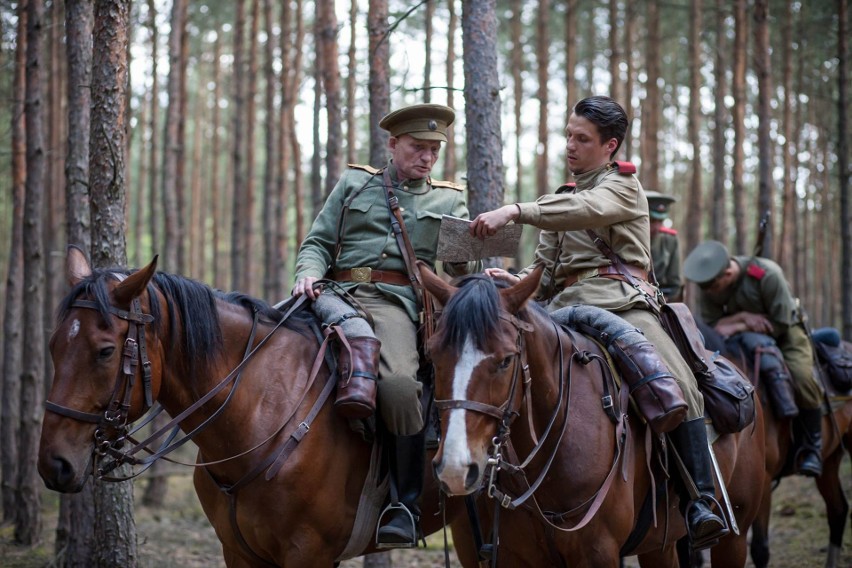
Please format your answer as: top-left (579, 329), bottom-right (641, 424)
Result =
top-left (388, 136), bottom-right (398, 151)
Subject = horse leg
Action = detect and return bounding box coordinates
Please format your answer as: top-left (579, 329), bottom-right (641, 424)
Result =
top-left (636, 544), bottom-right (679, 568)
top-left (749, 480), bottom-right (773, 568)
top-left (815, 447), bottom-right (849, 568)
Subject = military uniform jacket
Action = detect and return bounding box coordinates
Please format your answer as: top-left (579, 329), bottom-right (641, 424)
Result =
top-left (651, 230), bottom-right (682, 298)
top-left (696, 255), bottom-right (799, 338)
top-left (294, 162), bottom-right (470, 321)
top-left (516, 162), bottom-right (656, 312)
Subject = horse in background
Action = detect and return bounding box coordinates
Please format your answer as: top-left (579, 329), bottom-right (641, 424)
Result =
top-left (37, 247), bottom-right (478, 567)
top-left (698, 321), bottom-right (852, 568)
top-left (420, 263), bottom-right (766, 567)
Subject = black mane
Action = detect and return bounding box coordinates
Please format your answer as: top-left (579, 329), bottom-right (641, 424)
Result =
top-left (433, 274), bottom-right (503, 356)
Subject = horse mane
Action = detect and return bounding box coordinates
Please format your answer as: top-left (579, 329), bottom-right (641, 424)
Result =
top-left (57, 266), bottom-right (315, 381)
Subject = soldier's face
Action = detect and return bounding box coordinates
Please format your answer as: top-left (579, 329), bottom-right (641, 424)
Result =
top-left (389, 135), bottom-right (441, 181)
top-left (565, 114), bottom-right (618, 175)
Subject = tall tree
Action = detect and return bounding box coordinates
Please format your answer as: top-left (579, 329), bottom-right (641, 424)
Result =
top-left (510, 0), bottom-right (524, 270)
top-left (640, 0), bottom-right (660, 190)
top-left (462, 0), bottom-right (503, 267)
top-left (317, 0), bottom-right (342, 197)
top-left (778, 0), bottom-right (796, 273)
top-left (731, 0), bottom-right (748, 254)
top-left (244, 0), bottom-right (260, 294)
top-left (146, 0), bottom-right (160, 258)
top-left (291, 0), bottom-right (307, 245)
top-left (839, 0), bottom-right (850, 339)
top-left (346, 0), bottom-right (358, 162)
top-left (2, 0), bottom-right (26, 529)
top-left (535, 0), bottom-right (550, 196)
top-left (88, 1), bottom-right (137, 564)
top-left (443, 0), bottom-right (458, 179)
top-left (56, 0), bottom-right (97, 562)
top-left (210, 29), bottom-right (224, 289)
top-left (423, 0), bottom-right (434, 103)
top-left (710, 0), bottom-right (729, 242)
top-left (277, 0), bottom-right (296, 291)
top-left (231, 0), bottom-right (247, 290)
top-left (608, 0), bottom-right (620, 102)
top-left (262, 0), bottom-right (278, 299)
top-left (368, 0), bottom-right (389, 167)
top-left (753, 0), bottom-right (775, 256)
top-left (17, 0), bottom-right (46, 546)
top-left (622, 0), bottom-right (635, 161)
top-left (564, 0), bottom-right (578, 175)
top-left (684, 0), bottom-right (703, 260)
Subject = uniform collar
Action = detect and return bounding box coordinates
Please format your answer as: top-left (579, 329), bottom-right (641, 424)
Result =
top-left (387, 161), bottom-right (429, 192)
top-left (572, 163), bottom-right (609, 189)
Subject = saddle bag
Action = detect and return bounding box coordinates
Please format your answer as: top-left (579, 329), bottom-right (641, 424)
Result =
top-left (659, 302), bottom-right (755, 433)
top-left (698, 352), bottom-right (756, 434)
top-left (814, 341), bottom-right (852, 393)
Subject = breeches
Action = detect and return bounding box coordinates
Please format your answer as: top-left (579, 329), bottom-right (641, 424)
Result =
top-left (778, 324), bottom-right (823, 410)
top-left (314, 285), bottom-right (423, 436)
top-left (619, 308), bottom-right (705, 420)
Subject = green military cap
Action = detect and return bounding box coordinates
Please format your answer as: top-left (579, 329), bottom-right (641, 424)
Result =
top-left (683, 240), bottom-right (730, 284)
top-left (645, 191), bottom-right (677, 220)
top-left (379, 103), bottom-right (455, 142)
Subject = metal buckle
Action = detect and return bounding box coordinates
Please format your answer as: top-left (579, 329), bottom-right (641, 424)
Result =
top-left (351, 267), bottom-right (372, 283)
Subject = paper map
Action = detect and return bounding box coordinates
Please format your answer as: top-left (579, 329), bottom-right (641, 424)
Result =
top-left (436, 215), bottom-right (523, 262)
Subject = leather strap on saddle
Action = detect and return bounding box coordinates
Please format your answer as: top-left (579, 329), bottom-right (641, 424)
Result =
top-left (381, 168), bottom-right (436, 341)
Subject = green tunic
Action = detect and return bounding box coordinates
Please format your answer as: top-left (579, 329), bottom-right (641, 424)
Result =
top-left (696, 256), bottom-right (822, 409)
top-left (651, 230), bottom-right (682, 301)
top-left (515, 162), bottom-right (704, 419)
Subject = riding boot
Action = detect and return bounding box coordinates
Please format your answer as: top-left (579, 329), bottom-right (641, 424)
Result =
top-left (376, 431), bottom-right (425, 547)
top-left (334, 337), bottom-right (380, 419)
top-left (669, 418), bottom-right (730, 550)
top-left (796, 407), bottom-right (823, 478)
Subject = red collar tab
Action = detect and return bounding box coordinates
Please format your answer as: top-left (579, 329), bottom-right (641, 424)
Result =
top-left (659, 226), bottom-right (678, 235)
top-left (556, 182), bottom-right (577, 194)
top-left (612, 161), bottom-right (637, 174)
top-left (746, 263), bottom-right (766, 280)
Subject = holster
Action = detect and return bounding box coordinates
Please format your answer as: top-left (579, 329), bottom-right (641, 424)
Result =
top-left (609, 334), bottom-right (688, 434)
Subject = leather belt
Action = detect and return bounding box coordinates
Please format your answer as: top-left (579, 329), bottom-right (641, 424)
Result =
top-left (564, 264), bottom-right (649, 288)
top-left (333, 268), bottom-right (411, 287)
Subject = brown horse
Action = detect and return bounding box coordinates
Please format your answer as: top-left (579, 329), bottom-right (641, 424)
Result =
top-left (701, 325), bottom-right (852, 568)
top-left (419, 263), bottom-right (766, 567)
top-left (37, 247), bottom-right (479, 567)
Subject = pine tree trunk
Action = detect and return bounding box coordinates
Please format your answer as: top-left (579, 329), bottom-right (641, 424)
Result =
top-left (443, 0), bottom-right (458, 180)
top-left (564, 0), bottom-right (578, 176)
top-left (622, 0), bottom-right (635, 161)
top-left (146, 0), bottom-right (160, 257)
top-left (731, 0), bottom-right (748, 255)
top-left (368, 0), bottom-right (389, 168)
top-left (243, 0), bottom-right (260, 295)
top-left (753, 0), bottom-right (775, 257)
top-left (684, 0), bottom-right (703, 260)
top-left (291, 0), bottom-right (307, 245)
top-left (710, 0), bottom-right (729, 243)
top-left (210, 32), bottom-right (224, 290)
top-left (423, 0), bottom-right (433, 103)
top-left (262, 0), bottom-right (278, 299)
top-left (231, 0), bottom-right (247, 291)
top-left (535, 0), bottom-right (550, 196)
top-left (317, 0), bottom-right (342, 199)
top-left (640, 0), bottom-right (660, 190)
top-left (608, 0), bottom-right (620, 103)
top-left (778, 0), bottom-right (796, 273)
top-left (510, 0), bottom-right (523, 268)
top-left (346, 0), bottom-right (358, 163)
top-left (838, 0), bottom-right (851, 340)
top-left (276, 0), bottom-right (295, 292)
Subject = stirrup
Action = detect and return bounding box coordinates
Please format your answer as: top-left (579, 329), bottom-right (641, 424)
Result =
top-left (375, 502), bottom-right (419, 549)
top-left (684, 495), bottom-right (730, 551)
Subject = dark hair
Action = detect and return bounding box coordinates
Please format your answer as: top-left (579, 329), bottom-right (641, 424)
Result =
top-left (572, 96), bottom-right (629, 159)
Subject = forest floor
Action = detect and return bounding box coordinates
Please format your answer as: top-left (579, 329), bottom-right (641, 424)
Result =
top-left (2, 459), bottom-right (852, 567)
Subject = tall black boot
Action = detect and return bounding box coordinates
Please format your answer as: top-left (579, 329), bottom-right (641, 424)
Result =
top-left (376, 431), bottom-right (425, 548)
top-left (669, 418), bottom-right (730, 551)
top-left (796, 407), bottom-right (823, 478)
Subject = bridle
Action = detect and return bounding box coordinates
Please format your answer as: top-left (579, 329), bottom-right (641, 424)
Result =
top-left (45, 297), bottom-right (155, 466)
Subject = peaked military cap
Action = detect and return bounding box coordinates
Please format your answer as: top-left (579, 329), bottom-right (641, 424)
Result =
top-left (683, 240), bottom-right (730, 284)
top-left (379, 103), bottom-right (455, 142)
top-left (645, 191), bottom-right (677, 220)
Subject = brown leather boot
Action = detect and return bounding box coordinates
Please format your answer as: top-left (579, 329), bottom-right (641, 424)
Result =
top-left (335, 337), bottom-right (380, 419)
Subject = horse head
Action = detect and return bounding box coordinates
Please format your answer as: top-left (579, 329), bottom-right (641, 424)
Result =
top-left (419, 261), bottom-right (544, 496)
top-left (39, 245), bottom-right (160, 492)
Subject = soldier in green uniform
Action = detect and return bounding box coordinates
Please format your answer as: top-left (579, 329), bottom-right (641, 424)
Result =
top-left (292, 103), bottom-right (474, 546)
top-left (469, 96), bottom-right (728, 550)
top-left (684, 240), bottom-right (824, 477)
top-left (646, 191), bottom-right (683, 302)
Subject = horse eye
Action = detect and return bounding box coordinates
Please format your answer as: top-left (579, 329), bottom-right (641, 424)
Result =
top-left (98, 346), bottom-right (115, 360)
top-left (497, 356), bottom-right (514, 370)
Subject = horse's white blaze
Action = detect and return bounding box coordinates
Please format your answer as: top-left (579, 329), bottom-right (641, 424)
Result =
top-left (442, 335), bottom-right (487, 473)
top-left (67, 319), bottom-right (80, 341)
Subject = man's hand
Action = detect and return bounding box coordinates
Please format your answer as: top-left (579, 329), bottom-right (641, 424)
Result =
top-left (470, 204), bottom-right (520, 238)
top-left (714, 311), bottom-right (773, 337)
top-left (740, 312), bottom-right (773, 334)
top-left (292, 276), bottom-right (322, 300)
top-left (485, 267), bottom-right (521, 285)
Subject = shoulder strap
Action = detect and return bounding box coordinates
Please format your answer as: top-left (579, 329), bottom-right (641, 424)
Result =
top-left (585, 229), bottom-right (662, 312)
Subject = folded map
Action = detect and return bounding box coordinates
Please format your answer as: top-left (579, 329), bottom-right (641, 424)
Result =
top-left (436, 215), bottom-right (523, 262)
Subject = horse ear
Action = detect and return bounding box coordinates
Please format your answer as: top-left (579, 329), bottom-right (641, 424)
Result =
top-left (114, 255), bottom-right (159, 305)
top-left (66, 245), bottom-right (92, 287)
top-left (500, 264), bottom-right (545, 312)
top-left (417, 260), bottom-right (454, 306)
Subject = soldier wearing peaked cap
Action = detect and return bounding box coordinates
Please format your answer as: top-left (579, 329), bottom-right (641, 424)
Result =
top-left (468, 95), bottom-right (729, 550)
top-left (292, 103), bottom-right (476, 547)
top-left (645, 191), bottom-right (682, 302)
top-left (684, 240), bottom-right (824, 477)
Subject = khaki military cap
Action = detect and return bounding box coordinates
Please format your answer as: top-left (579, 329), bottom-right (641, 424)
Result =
top-left (645, 191), bottom-right (677, 220)
top-left (683, 240), bottom-right (730, 284)
top-left (379, 103), bottom-right (455, 142)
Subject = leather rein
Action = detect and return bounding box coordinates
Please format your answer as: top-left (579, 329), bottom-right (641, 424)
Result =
top-left (433, 307), bottom-right (629, 564)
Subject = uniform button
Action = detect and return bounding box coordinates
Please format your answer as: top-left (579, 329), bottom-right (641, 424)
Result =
top-left (400, 207), bottom-right (405, 212)
top-left (381, 253), bottom-right (388, 259)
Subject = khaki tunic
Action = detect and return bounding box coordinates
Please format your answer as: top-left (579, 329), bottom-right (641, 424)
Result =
top-left (651, 230), bottom-right (682, 302)
top-left (696, 256), bottom-right (822, 409)
top-left (294, 162), bottom-right (472, 435)
top-left (516, 163), bottom-right (703, 419)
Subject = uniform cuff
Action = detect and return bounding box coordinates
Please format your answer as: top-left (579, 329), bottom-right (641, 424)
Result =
top-left (515, 202), bottom-right (541, 225)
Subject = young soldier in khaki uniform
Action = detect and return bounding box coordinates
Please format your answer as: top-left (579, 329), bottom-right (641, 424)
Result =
top-left (470, 96), bottom-right (728, 550)
top-left (684, 240), bottom-right (824, 477)
top-left (646, 191), bottom-right (683, 302)
top-left (292, 103), bottom-right (473, 546)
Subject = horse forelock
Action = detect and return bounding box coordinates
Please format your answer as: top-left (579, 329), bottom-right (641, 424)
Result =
top-left (433, 275), bottom-right (502, 356)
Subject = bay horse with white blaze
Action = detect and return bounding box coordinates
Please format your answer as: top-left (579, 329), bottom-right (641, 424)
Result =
top-left (38, 247), bottom-right (477, 567)
top-left (419, 262), bottom-right (766, 567)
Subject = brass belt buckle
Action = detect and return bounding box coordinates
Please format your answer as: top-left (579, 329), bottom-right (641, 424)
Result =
top-left (351, 267), bottom-right (372, 283)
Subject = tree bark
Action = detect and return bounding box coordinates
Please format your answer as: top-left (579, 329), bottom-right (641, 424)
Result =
top-left (535, 0), bottom-right (550, 197)
top-left (564, 0), bottom-right (578, 175)
top-left (622, 0), bottom-right (635, 161)
top-left (838, 0), bottom-right (851, 340)
top-left (753, 0), bottom-right (775, 257)
top-left (2, 0), bottom-right (26, 528)
top-left (276, 0), bottom-right (295, 292)
top-left (346, 0), bottom-right (358, 163)
top-left (423, 0), bottom-right (433, 103)
top-left (608, 0), bottom-right (620, 103)
top-left (291, 0), bottom-right (307, 245)
top-left (640, 0), bottom-right (660, 190)
top-left (146, 0), bottom-right (160, 257)
top-left (684, 0), bottom-right (703, 259)
top-left (731, 0), bottom-right (748, 255)
top-left (368, 0), bottom-right (390, 168)
top-left (231, 0), bottom-right (247, 291)
top-left (243, 0), bottom-right (260, 294)
top-left (710, 0), bottom-right (728, 243)
top-left (778, 0), bottom-right (796, 273)
top-left (511, 0), bottom-right (524, 267)
top-left (317, 0), bottom-right (342, 198)
top-left (262, 0), bottom-right (278, 299)
top-left (442, 0), bottom-right (458, 180)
